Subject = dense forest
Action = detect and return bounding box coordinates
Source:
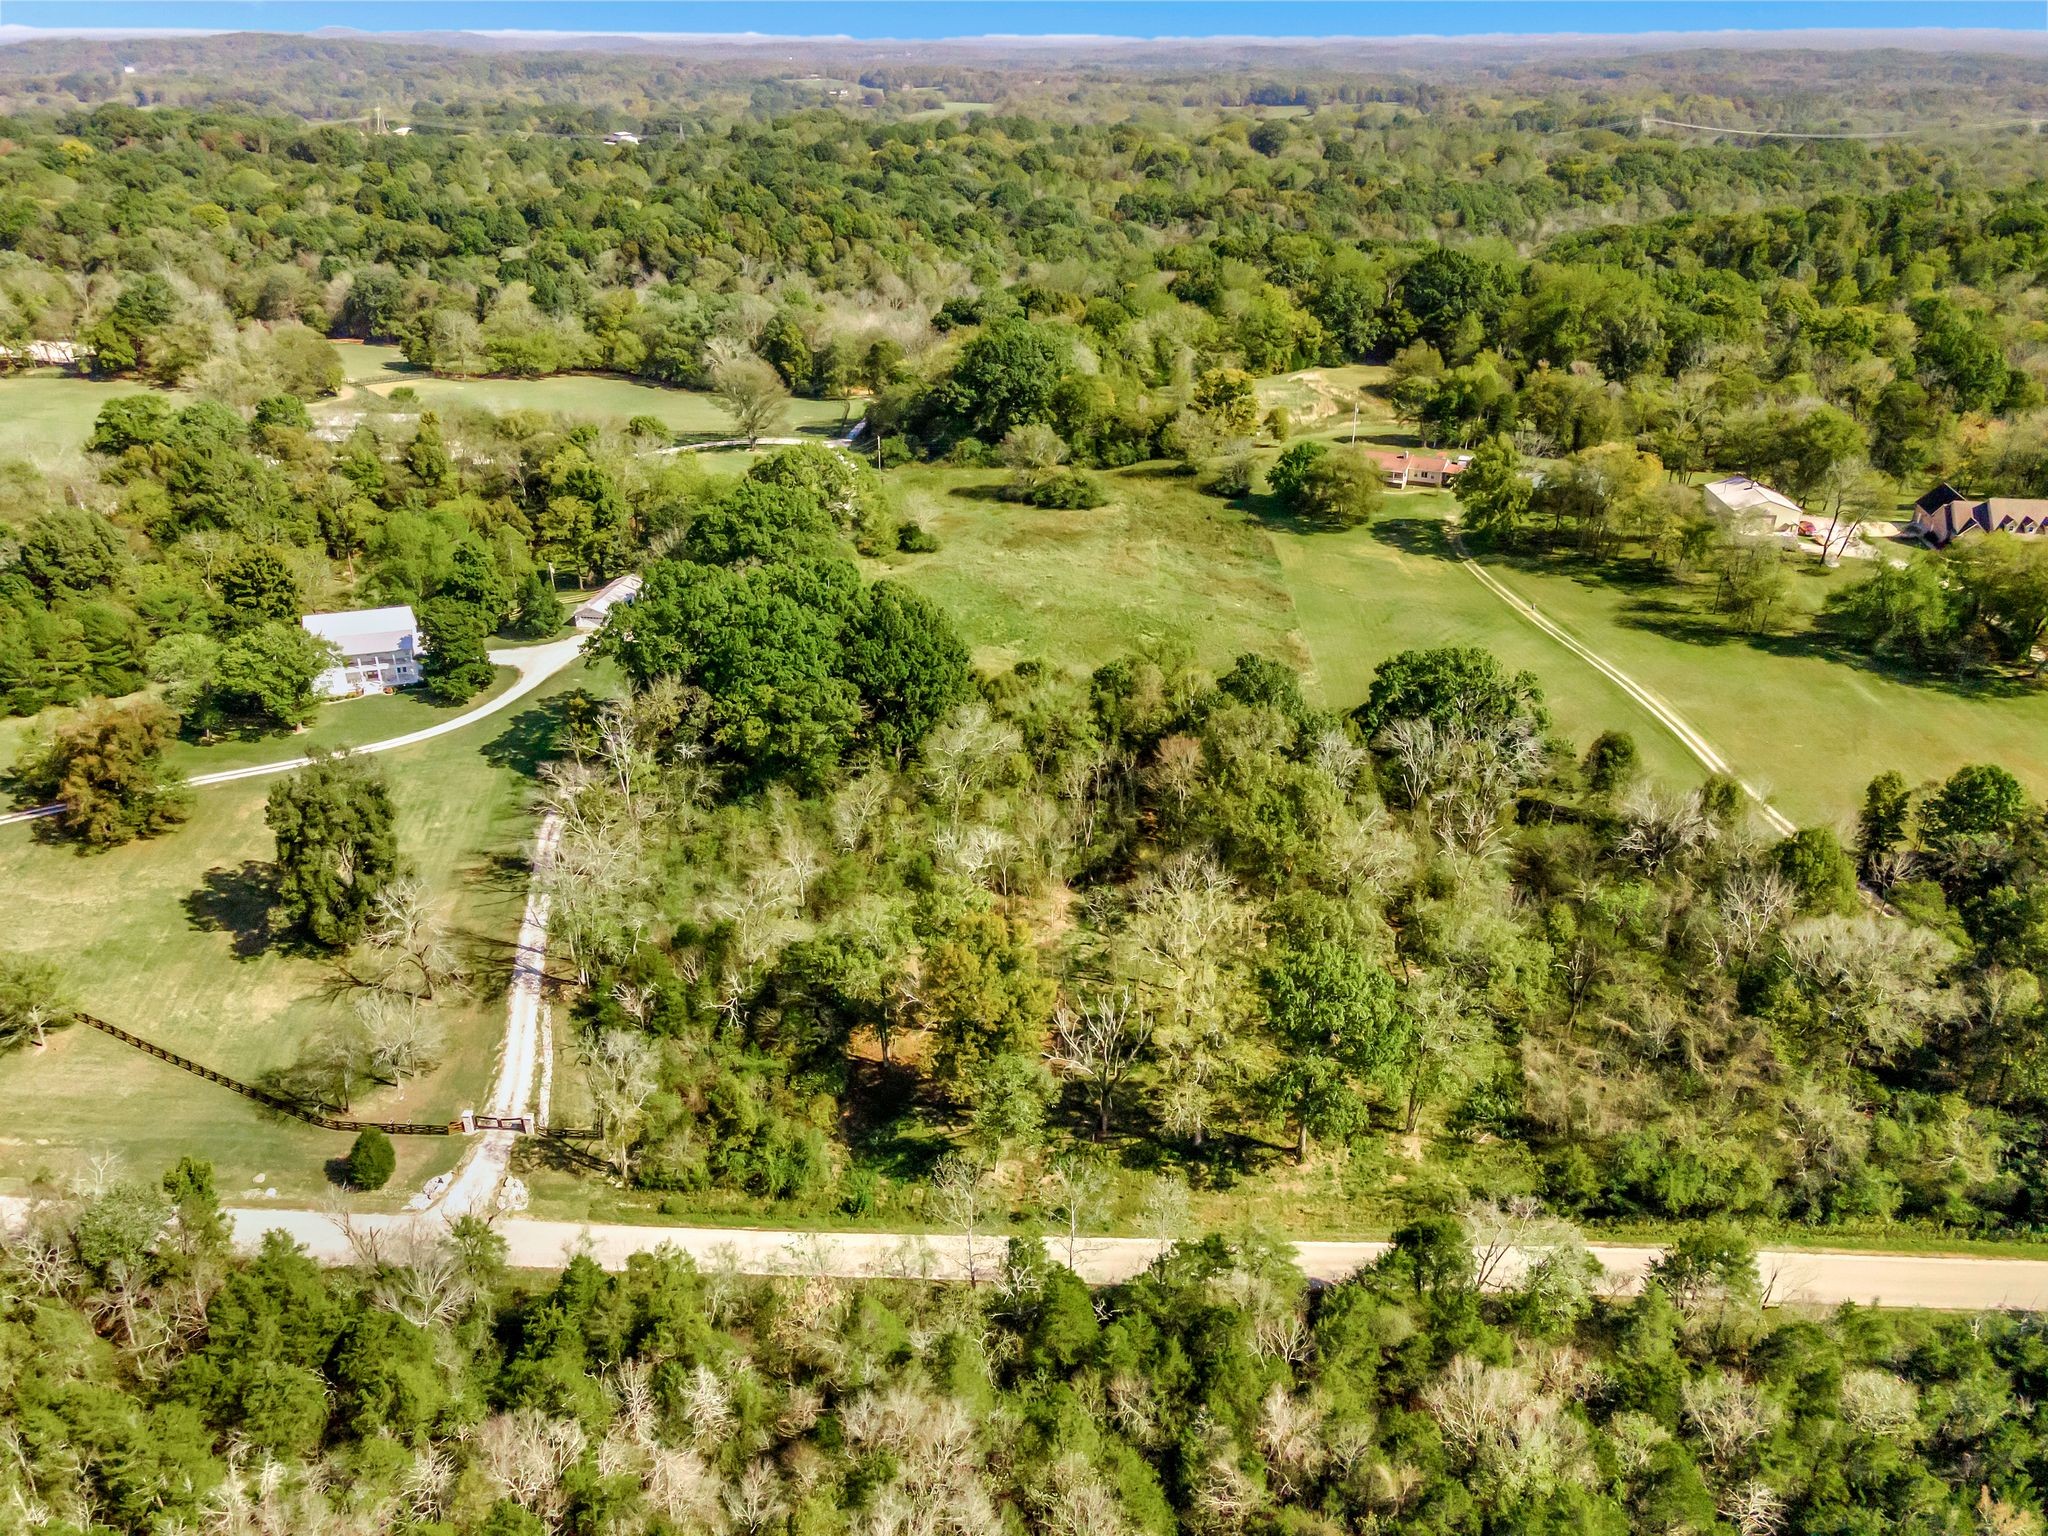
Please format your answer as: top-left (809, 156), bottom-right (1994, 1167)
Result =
top-left (0, 55), bottom-right (2046, 1237)
top-left (10, 1162), bottom-right (2048, 1536)
top-left (6, 72), bottom-right (2048, 718)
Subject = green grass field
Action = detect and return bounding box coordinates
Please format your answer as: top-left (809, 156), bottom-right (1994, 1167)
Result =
top-left (878, 461), bottom-right (1701, 786)
top-left (0, 370), bottom-right (186, 465)
top-left (0, 666), bottom-right (525, 784)
top-left (881, 458), bottom-right (2047, 827)
top-left (0, 345), bottom-right (853, 462)
top-left (326, 340), bottom-right (852, 439)
top-left (1475, 549), bottom-right (2048, 825)
top-left (160, 664), bottom-right (522, 776)
top-left (1266, 497), bottom-right (1708, 788)
top-left (1254, 364), bottom-right (1393, 441)
top-left (881, 463), bottom-right (1306, 674)
top-left (0, 659), bottom-right (615, 1206)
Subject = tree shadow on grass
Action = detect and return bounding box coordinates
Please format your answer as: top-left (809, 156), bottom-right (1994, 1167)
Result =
top-left (945, 481), bottom-right (1010, 503)
top-left (1602, 583), bottom-right (2047, 701)
top-left (182, 860), bottom-right (279, 962)
top-left (513, 1129), bottom-right (610, 1176)
top-left (844, 1060), bottom-right (952, 1183)
top-left (1118, 461), bottom-right (1199, 483)
top-left (480, 691), bottom-right (595, 778)
top-left (1368, 510), bottom-right (1460, 555)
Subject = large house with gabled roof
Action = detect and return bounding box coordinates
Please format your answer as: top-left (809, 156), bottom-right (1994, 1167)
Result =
top-left (1910, 482), bottom-right (2048, 548)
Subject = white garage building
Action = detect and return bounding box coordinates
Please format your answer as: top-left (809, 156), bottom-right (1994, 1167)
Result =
top-left (302, 605), bottom-right (424, 698)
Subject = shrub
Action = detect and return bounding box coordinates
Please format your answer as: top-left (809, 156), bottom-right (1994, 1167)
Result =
top-left (897, 521), bottom-right (940, 553)
top-left (1583, 731), bottom-right (1641, 796)
top-left (1022, 469), bottom-right (1106, 509)
top-left (1199, 453), bottom-right (1256, 498)
top-left (342, 1128), bottom-right (396, 1190)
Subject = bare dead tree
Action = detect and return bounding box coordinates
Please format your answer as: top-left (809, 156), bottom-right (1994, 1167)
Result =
top-left (929, 1154), bottom-right (997, 1289)
top-left (1046, 1155), bottom-right (1107, 1273)
top-left (355, 990), bottom-right (446, 1087)
top-left (1049, 987), bottom-right (1152, 1140)
top-left (367, 879), bottom-right (466, 1000)
top-left (585, 1029), bottom-right (658, 1183)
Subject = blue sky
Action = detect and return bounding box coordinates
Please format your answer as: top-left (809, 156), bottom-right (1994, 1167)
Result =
top-left (2, 0), bottom-right (2040, 40)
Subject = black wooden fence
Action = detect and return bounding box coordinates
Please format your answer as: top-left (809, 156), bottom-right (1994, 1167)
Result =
top-left (77, 1013), bottom-right (599, 1140)
top-left (81, 1013), bottom-right (455, 1135)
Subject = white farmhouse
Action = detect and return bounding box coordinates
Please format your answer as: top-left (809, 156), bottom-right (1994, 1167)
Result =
top-left (301, 605), bottom-right (424, 698)
top-left (573, 572), bottom-right (642, 631)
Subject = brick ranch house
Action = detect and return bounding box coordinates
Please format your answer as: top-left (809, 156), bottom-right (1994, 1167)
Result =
top-left (1910, 481), bottom-right (2048, 548)
top-left (1364, 449), bottom-right (1473, 489)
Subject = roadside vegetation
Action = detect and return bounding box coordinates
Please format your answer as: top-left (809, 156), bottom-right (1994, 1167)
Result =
top-left (7, 1168), bottom-right (2048, 1536)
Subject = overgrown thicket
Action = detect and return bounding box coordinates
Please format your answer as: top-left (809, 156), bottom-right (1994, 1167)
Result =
top-left (7, 1165), bottom-right (2048, 1536)
top-left (532, 471), bottom-right (2048, 1237)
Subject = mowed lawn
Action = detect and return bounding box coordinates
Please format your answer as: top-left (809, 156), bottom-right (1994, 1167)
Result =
top-left (0, 665), bottom-right (525, 783)
top-left (0, 345), bottom-right (854, 463)
top-left (0, 371), bottom-right (185, 464)
top-left (1476, 551), bottom-right (2048, 826)
top-left (1267, 495), bottom-right (1705, 788)
top-left (161, 663), bottom-right (523, 776)
top-left (881, 463), bottom-right (1307, 675)
top-left (327, 342), bottom-right (853, 439)
top-left (0, 660), bottom-right (613, 1205)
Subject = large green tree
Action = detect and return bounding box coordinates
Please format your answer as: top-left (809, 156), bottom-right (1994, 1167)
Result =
top-left (1262, 940), bottom-right (1412, 1160)
top-left (265, 753), bottom-right (402, 948)
top-left (19, 697), bottom-right (190, 847)
top-left (419, 597), bottom-right (496, 705)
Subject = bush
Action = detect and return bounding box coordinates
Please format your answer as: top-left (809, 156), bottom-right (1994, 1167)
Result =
top-left (897, 521), bottom-right (940, 553)
top-left (342, 1129), bottom-right (396, 1190)
top-left (1583, 731), bottom-right (1641, 796)
top-left (1198, 453), bottom-right (1256, 499)
top-left (1022, 469), bottom-right (1106, 509)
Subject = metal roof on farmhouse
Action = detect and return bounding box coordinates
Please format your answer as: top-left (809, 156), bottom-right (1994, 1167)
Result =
top-left (1704, 475), bottom-right (1803, 516)
top-left (301, 605), bottom-right (419, 659)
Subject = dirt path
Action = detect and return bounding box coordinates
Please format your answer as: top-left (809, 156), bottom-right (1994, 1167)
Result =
top-left (432, 807), bottom-right (561, 1219)
top-left (156, 1209), bottom-right (2048, 1309)
top-left (1452, 541), bottom-right (1798, 837)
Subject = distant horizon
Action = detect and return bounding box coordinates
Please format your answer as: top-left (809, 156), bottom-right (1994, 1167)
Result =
top-left (2, 1), bottom-right (2043, 46)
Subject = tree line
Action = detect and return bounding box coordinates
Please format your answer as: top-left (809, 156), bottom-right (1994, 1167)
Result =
top-left (6, 1160), bottom-right (2048, 1535)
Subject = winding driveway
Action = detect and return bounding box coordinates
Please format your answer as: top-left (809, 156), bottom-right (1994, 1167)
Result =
top-left (0, 635), bottom-right (587, 828)
top-left (1449, 537), bottom-right (1798, 837)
